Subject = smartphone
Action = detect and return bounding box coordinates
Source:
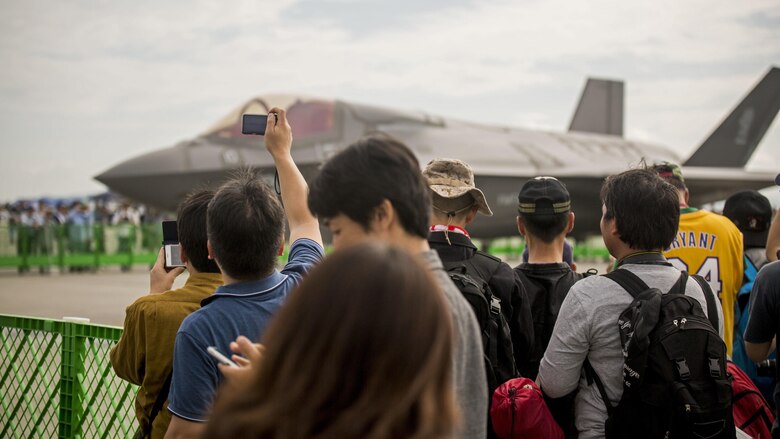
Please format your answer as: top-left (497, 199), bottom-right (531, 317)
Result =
top-left (162, 220), bottom-right (185, 268)
top-left (241, 114), bottom-right (268, 135)
top-left (207, 346), bottom-right (239, 368)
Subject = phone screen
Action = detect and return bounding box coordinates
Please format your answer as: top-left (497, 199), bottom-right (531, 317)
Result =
top-left (165, 244), bottom-right (185, 268)
top-left (242, 114), bottom-right (268, 135)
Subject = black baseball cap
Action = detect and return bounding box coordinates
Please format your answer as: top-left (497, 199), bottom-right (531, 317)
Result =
top-left (723, 190), bottom-right (772, 248)
top-left (517, 176), bottom-right (571, 215)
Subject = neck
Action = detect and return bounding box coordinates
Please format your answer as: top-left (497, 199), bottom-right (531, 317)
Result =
top-left (431, 214), bottom-right (467, 229)
top-left (614, 248), bottom-right (664, 262)
top-left (525, 234), bottom-right (566, 264)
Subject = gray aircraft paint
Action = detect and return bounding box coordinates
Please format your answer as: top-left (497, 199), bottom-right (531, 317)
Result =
top-left (96, 67), bottom-right (779, 240)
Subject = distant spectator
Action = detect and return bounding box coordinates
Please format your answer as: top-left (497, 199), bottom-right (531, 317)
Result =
top-left (110, 189), bottom-right (222, 439)
top-left (207, 244), bottom-right (457, 439)
top-left (164, 109), bottom-right (324, 438)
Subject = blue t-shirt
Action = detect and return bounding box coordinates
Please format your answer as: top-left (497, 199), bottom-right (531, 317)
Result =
top-left (167, 238), bottom-right (324, 422)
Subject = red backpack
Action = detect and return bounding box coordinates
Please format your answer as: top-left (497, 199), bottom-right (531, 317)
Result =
top-left (491, 377), bottom-right (564, 439)
top-left (728, 361), bottom-right (774, 439)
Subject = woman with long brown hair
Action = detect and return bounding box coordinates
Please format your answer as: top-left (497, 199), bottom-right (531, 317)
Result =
top-left (203, 243), bottom-right (458, 439)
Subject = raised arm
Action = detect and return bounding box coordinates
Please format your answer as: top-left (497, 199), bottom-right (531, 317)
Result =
top-left (263, 107), bottom-right (323, 247)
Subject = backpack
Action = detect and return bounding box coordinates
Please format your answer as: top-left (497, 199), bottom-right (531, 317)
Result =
top-left (442, 252), bottom-right (518, 392)
top-left (585, 269), bottom-right (736, 439)
top-left (732, 254), bottom-right (777, 402)
top-left (728, 361), bottom-right (775, 438)
top-left (491, 377), bottom-right (564, 439)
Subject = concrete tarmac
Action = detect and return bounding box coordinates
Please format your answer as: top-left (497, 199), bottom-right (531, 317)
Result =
top-left (0, 258), bottom-right (606, 328)
top-left (0, 268), bottom-right (189, 327)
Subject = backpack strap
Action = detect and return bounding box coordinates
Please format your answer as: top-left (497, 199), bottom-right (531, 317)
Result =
top-left (138, 371), bottom-right (173, 438)
top-left (604, 269), bottom-right (649, 299)
top-left (691, 274), bottom-right (719, 331)
top-left (584, 359), bottom-right (614, 418)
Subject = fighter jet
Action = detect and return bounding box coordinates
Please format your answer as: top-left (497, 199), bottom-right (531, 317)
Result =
top-left (96, 67), bottom-right (780, 239)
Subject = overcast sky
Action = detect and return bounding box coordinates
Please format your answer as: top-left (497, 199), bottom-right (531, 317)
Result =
top-left (1, 0), bottom-right (778, 202)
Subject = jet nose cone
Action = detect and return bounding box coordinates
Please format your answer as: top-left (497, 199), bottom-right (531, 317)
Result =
top-left (95, 146), bottom-right (190, 211)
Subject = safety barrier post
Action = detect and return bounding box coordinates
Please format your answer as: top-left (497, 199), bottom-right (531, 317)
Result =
top-left (59, 321), bottom-right (86, 438)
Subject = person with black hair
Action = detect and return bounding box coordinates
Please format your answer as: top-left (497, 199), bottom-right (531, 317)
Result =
top-left (307, 136), bottom-right (488, 439)
top-left (538, 169), bottom-right (724, 438)
top-left (514, 176), bottom-right (582, 381)
top-left (164, 108), bottom-right (324, 438)
top-left (110, 189), bottom-right (223, 439)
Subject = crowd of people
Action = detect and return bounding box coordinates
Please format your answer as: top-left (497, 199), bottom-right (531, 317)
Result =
top-left (0, 199), bottom-right (164, 272)
top-left (107, 108), bottom-right (780, 439)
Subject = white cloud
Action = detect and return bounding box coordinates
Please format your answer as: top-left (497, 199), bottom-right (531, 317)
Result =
top-left (0, 0), bottom-right (778, 200)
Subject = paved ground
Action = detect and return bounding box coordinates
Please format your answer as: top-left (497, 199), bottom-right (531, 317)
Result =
top-left (0, 268), bottom-right (189, 327)
top-left (0, 258), bottom-right (607, 328)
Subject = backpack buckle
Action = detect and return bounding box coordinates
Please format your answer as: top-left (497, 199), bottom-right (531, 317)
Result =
top-left (675, 359), bottom-right (691, 380)
top-left (490, 296), bottom-right (502, 315)
top-left (709, 358), bottom-right (721, 378)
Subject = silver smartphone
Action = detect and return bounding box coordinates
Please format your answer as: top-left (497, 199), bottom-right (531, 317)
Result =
top-left (207, 346), bottom-right (238, 368)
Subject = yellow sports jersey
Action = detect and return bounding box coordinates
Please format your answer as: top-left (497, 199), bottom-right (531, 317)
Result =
top-left (664, 209), bottom-right (744, 355)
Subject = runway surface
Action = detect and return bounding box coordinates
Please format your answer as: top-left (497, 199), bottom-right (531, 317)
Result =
top-left (0, 268), bottom-right (189, 327)
top-left (0, 257), bottom-right (605, 328)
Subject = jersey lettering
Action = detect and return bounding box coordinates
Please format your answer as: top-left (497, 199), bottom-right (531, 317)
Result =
top-left (669, 231), bottom-right (717, 251)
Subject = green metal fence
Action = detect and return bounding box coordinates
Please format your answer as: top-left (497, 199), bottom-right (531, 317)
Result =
top-left (0, 224), bottom-right (161, 271)
top-left (0, 315), bottom-right (137, 438)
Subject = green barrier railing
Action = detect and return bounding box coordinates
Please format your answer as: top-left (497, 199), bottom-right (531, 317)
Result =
top-left (0, 224), bottom-right (163, 271)
top-left (0, 315), bottom-right (137, 438)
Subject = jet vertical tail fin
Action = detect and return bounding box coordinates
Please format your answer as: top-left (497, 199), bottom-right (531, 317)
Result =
top-left (684, 67), bottom-right (780, 168)
top-left (568, 78), bottom-right (624, 136)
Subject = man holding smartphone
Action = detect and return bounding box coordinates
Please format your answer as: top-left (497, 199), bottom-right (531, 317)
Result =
top-left (110, 189), bottom-right (223, 439)
top-left (164, 109), bottom-right (324, 438)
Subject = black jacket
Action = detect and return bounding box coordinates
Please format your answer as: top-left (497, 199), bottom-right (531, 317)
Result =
top-left (429, 231), bottom-right (535, 375)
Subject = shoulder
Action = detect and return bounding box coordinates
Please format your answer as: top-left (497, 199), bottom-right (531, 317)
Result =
top-left (756, 261), bottom-right (780, 287)
top-left (282, 238), bottom-right (325, 275)
top-left (176, 306), bottom-right (212, 336)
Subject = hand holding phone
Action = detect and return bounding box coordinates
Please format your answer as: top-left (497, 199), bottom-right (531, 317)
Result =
top-left (207, 346), bottom-right (239, 368)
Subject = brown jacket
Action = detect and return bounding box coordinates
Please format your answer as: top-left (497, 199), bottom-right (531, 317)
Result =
top-left (110, 272), bottom-right (222, 439)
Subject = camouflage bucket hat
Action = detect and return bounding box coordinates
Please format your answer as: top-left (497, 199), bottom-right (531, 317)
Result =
top-left (423, 158), bottom-right (493, 216)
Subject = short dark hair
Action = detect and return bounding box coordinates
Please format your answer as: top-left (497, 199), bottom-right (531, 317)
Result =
top-left (308, 136), bottom-right (430, 239)
top-left (520, 212), bottom-right (569, 243)
top-left (601, 168), bottom-right (680, 250)
top-left (177, 189), bottom-right (220, 273)
top-left (207, 170), bottom-right (285, 281)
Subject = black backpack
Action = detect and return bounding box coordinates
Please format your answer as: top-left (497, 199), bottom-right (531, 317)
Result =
top-left (442, 252), bottom-right (518, 392)
top-left (585, 269), bottom-right (735, 439)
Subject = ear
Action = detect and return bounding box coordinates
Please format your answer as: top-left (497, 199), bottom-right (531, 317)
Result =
top-left (179, 245), bottom-right (189, 264)
top-left (277, 240), bottom-right (285, 257)
top-left (371, 199), bottom-right (396, 233)
top-left (567, 212), bottom-right (575, 234)
top-left (516, 216), bottom-right (527, 237)
top-left (464, 206), bottom-right (479, 225)
top-left (683, 189), bottom-right (690, 206)
top-left (207, 240), bottom-right (215, 260)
